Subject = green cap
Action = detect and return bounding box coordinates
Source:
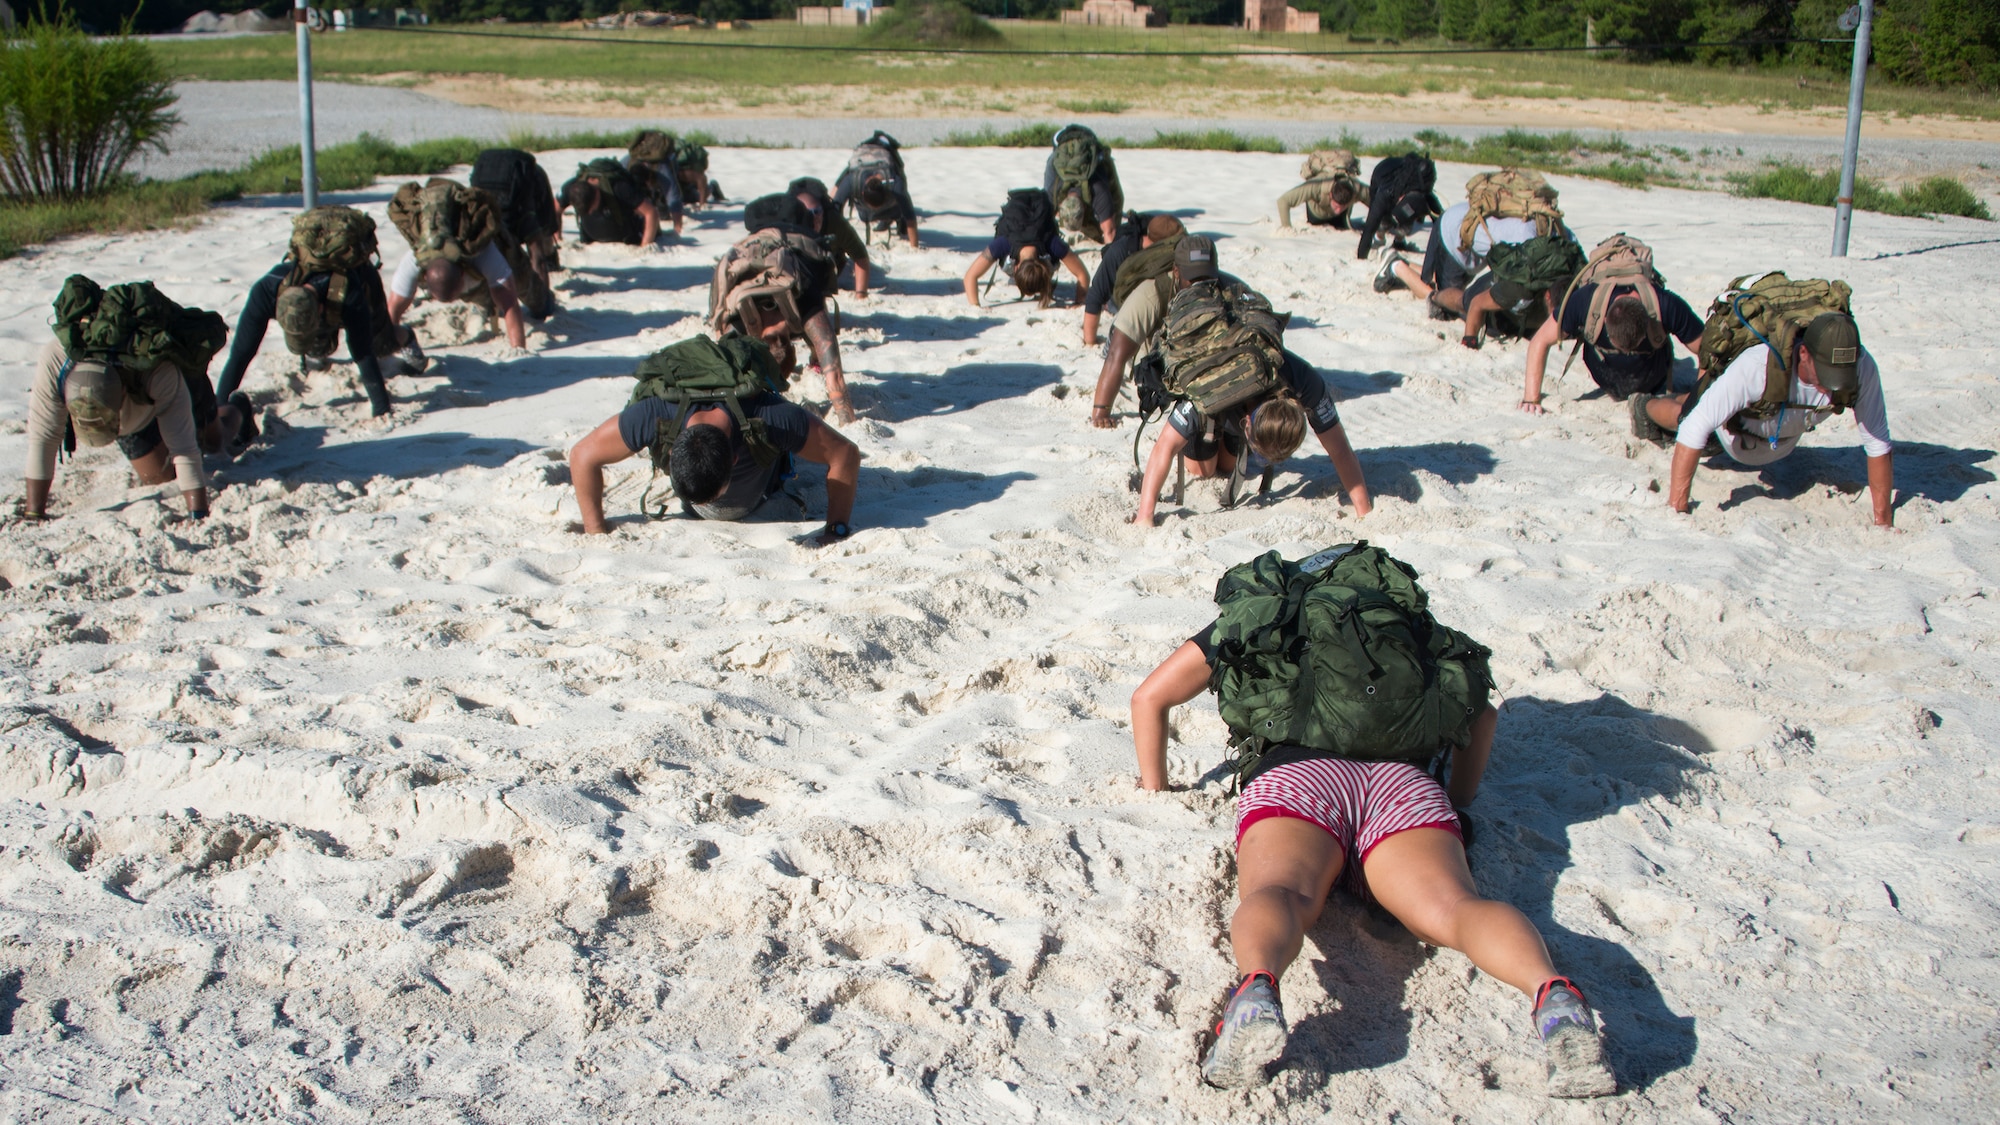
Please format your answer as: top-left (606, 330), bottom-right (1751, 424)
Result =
top-left (1801, 312), bottom-right (1861, 406)
top-left (64, 359), bottom-right (123, 447)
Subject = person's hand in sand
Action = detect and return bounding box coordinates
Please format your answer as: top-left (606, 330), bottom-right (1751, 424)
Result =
top-left (1133, 375), bottom-right (1371, 527)
top-left (1129, 560), bottom-right (1616, 1098)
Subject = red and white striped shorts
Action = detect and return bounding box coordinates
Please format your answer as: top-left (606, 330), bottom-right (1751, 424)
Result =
top-left (1235, 758), bottom-right (1461, 891)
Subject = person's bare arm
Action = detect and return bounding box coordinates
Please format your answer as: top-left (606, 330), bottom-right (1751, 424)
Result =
top-left (797, 418), bottom-right (860, 544)
top-left (1061, 254), bottom-right (1090, 302)
top-left (1313, 424), bottom-right (1372, 516)
top-left (904, 213), bottom-right (920, 249)
top-left (1462, 290), bottom-right (1500, 347)
top-left (1868, 450), bottom-right (1895, 528)
top-left (962, 252), bottom-right (995, 307)
top-left (803, 310), bottom-right (853, 423)
top-left (1091, 330), bottom-right (1139, 430)
top-left (1667, 442), bottom-right (1700, 514)
top-left (853, 260), bottom-right (871, 299)
top-left (1131, 640), bottom-right (1211, 791)
top-left (638, 200), bottom-right (660, 247)
top-left (1521, 313), bottom-right (1562, 414)
top-left (387, 292), bottom-right (412, 322)
top-left (568, 416), bottom-right (638, 534)
top-left (1099, 216), bottom-right (1117, 245)
top-left (1447, 706), bottom-right (1498, 808)
top-left (1082, 311), bottom-right (1102, 347)
top-left (22, 477), bottom-right (51, 520)
top-left (1133, 424), bottom-right (1190, 526)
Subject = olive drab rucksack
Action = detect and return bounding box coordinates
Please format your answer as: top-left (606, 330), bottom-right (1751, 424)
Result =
top-left (628, 130), bottom-right (675, 165)
top-left (629, 333), bottom-right (790, 473)
top-left (1051, 124), bottom-right (1119, 240)
top-left (278, 205), bottom-right (380, 358)
top-left (1207, 543), bottom-right (1494, 788)
top-left (1690, 271), bottom-right (1855, 420)
top-left (1553, 234), bottom-right (1667, 378)
top-left (387, 178), bottom-right (501, 265)
top-left (1460, 168), bottom-right (1564, 257)
top-left (672, 138), bottom-right (709, 176)
top-left (1110, 232), bottom-right (1183, 308)
top-left (1160, 280), bottom-right (1287, 417)
top-left (709, 197), bottom-right (835, 339)
top-left (1485, 233), bottom-right (1586, 295)
top-left (50, 275), bottom-right (229, 403)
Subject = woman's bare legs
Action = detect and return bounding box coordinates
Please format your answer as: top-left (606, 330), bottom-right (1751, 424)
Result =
top-left (1363, 827), bottom-right (1557, 996)
top-left (1230, 816), bottom-right (1343, 979)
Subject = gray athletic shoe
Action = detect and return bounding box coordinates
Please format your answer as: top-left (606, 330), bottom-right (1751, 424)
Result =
top-left (1200, 972), bottom-right (1287, 1088)
top-left (1374, 254), bottom-right (1407, 294)
top-left (1534, 978), bottom-right (1617, 1098)
top-left (394, 335), bottom-right (429, 377)
top-left (1630, 394), bottom-right (1672, 447)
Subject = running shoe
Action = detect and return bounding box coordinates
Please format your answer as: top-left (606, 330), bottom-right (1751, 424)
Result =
top-left (1629, 394), bottom-right (1672, 448)
top-left (1533, 977), bottom-right (1617, 1098)
top-left (1374, 254), bottom-right (1407, 294)
top-left (1200, 971), bottom-right (1287, 1088)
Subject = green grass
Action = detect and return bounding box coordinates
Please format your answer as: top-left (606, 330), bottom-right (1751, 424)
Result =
top-left (939, 122), bottom-right (1065, 147)
top-left (1735, 162), bottom-right (1994, 220)
top-left (147, 24), bottom-right (2000, 121)
top-left (1054, 98), bottom-right (1130, 114)
top-left (0, 128), bottom-right (701, 259)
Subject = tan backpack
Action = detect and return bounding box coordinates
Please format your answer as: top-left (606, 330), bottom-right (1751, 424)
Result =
top-left (1299, 149), bottom-right (1360, 182)
top-left (387, 178), bottom-right (501, 266)
top-left (708, 227), bottom-right (834, 339)
top-left (1460, 168), bottom-right (1564, 256)
top-left (1554, 234), bottom-right (1667, 376)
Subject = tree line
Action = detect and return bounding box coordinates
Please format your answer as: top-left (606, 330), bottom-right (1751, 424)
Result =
top-left (23, 0), bottom-right (1996, 90)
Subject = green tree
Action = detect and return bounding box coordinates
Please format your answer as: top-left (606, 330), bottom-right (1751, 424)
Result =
top-left (1875, 0), bottom-right (2000, 89)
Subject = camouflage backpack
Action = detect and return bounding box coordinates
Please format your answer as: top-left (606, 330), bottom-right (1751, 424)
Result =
top-left (1299, 149), bottom-right (1361, 182)
top-left (1051, 125), bottom-right (1119, 240)
top-left (628, 129), bottom-right (675, 164)
top-left (1460, 168), bottom-right (1564, 257)
top-left (387, 178), bottom-right (500, 265)
top-left (708, 214), bottom-right (835, 339)
top-left (277, 205), bottom-right (379, 358)
top-left (1691, 271), bottom-right (1855, 419)
top-left (50, 275), bottom-right (229, 403)
top-left (1160, 280), bottom-right (1287, 417)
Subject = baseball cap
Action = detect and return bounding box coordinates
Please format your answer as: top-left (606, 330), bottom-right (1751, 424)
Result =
top-left (63, 358), bottom-right (124, 447)
top-left (1801, 312), bottom-right (1861, 405)
top-left (1174, 235), bottom-right (1219, 281)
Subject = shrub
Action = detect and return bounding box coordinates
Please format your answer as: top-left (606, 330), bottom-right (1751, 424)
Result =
top-left (862, 1), bottom-right (1003, 48)
top-left (1735, 162), bottom-right (1994, 220)
top-left (0, 19), bottom-right (179, 199)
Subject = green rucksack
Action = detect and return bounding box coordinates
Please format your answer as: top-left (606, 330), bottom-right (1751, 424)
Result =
top-left (1110, 233), bottom-right (1182, 309)
top-left (50, 275), bottom-right (228, 403)
top-left (1207, 543), bottom-right (1493, 788)
top-left (628, 333), bottom-right (790, 473)
top-left (1690, 271), bottom-right (1855, 420)
top-left (673, 139), bottom-right (709, 176)
top-left (1160, 279), bottom-right (1286, 417)
top-left (1485, 233), bottom-right (1586, 295)
top-left (1052, 125), bottom-right (1119, 237)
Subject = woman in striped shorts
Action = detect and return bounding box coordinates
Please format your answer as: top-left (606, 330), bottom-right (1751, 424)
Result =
top-left (1130, 631), bottom-right (1617, 1098)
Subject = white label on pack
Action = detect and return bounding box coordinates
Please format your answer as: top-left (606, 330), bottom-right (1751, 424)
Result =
top-left (1297, 544), bottom-right (1359, 574)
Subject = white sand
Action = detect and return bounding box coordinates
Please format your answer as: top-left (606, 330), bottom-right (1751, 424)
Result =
top-left (0, 147), bottom-right (1996, 1122)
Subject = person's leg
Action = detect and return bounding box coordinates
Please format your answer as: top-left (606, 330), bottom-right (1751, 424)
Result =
top-left (1433, 287), bottom-right (1467, 315)
top-left (127, 445), bottom-right (174, 487)
top-left (1391, 259), bottom-right (1431, 299)
top-left (1361, 827), bottom-right (1554, 994)
top-left (1646, 392), bottom-right (1688, 431)
top-left (1231, 815), bottom-right (1345, 977)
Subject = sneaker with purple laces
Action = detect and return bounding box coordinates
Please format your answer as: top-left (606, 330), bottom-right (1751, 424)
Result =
top-left (1533, 977), bottom-right (1617, 1098)
top-left (1200, 971), bottom-right (1287, 1088)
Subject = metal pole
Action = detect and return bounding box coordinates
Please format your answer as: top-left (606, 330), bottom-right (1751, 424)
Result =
top-left (1831, 0), bottom-right (1873, 257)
top-left (295, 0), bottom-right (318, 209)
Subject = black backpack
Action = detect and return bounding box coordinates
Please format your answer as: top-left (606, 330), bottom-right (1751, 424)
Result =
top-left (1372, 152), bottom-right (1439, 211)
top-left (995, 188), bottom-right (1054, 254)
top-left (470, 148), bottom-right (555, 242)
top-left (744, 193), bottom-right (817, 235)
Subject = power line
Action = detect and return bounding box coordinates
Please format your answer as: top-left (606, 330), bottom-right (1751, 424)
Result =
top-left (346, 24), bottom-right (1849, 59)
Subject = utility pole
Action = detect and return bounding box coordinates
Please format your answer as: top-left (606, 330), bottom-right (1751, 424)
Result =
top-left (1831, 0), bottom-right (1874, 257)
top-left (295, 0), bottom-right (319, 209)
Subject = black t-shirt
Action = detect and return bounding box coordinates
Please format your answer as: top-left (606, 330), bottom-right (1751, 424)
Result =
top-left (617, 392), bottom-right (815, 512)
top-left (563, 173), bottom-right (649, 244)
top-left (1559, 282), bottom-right (1704, 397)
top-left (1084, 226), bottom-right (1145, 315)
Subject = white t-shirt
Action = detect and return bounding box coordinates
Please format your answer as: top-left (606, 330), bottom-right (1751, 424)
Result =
top-left (1437, 201), bottom-right (1543, 272)
top-left (1677, 343), bottom-right (1891, 464)
top-left (390, 241), bottom-right (512, 299)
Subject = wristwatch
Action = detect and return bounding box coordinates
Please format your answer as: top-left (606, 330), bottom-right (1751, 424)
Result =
top-left (824, 521), bottom-right (851, 540)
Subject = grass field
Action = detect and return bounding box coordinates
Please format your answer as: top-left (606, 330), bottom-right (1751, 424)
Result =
top-left (150, 22), bottom-right (2000, 122)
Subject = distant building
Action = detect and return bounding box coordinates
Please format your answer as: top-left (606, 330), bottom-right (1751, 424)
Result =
top-left (1060, 0), bottom-right (1165, 29)
top-left (798, 4), bottom-right (875, 25)
top-left (1244, 0), bottom-right (1318, 33)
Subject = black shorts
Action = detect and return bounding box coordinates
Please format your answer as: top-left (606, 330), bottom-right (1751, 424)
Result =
top-left (1419, 223), bottom-right (1470, 292)
top-left (116, 372), bottom-right (217, 459)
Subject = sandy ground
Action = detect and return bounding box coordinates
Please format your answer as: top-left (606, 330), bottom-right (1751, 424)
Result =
top-left (1, 147), bottom-right (1998, 1122)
